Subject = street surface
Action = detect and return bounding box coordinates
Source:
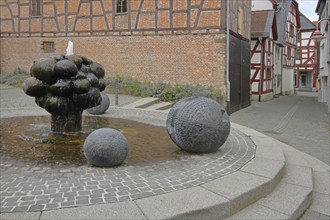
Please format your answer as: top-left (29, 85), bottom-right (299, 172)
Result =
top-left (230, 94), bottom-right (330, 165)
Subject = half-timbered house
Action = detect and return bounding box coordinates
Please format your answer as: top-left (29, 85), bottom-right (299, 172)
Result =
top-left (251, 0), bottom-right (300, 99)
top-left (0, 0), bottom-right (251, 113)
top-left (279, 0), bottom-right (300, 95)
top-left (295, 13), bottom-right (317, 92)
top-left (250, 10), bottom-right (278, 101)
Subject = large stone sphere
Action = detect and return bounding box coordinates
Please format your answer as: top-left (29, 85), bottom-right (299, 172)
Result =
top-left (86, 93), bottom-right (110, 115)
top-left (166, 96), bottom-right (230, 153)
top-left (83, 128), bottom-right (128, 167)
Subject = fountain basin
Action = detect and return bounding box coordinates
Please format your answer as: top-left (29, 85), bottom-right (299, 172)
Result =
top-left (0, 105), bottom-right (256, 213)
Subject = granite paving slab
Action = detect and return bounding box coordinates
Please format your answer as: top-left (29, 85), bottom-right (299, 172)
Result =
top-left (135, 186), bottom-right (230, 220)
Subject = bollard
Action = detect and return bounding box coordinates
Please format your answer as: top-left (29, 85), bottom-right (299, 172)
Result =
top-left (115, 80), bottom-right (119, 106)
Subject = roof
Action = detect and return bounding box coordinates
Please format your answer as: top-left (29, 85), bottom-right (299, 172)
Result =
top-left (293, 0), bottom-right (301, 28)
top-left (275, 0), bottom-right (301, 46)
top-left (299, 12), bottom-right (316, 30)
top-left (315, 0), bottom-right (326, 15)
top-left (251, 10), bottom-right (278, 40)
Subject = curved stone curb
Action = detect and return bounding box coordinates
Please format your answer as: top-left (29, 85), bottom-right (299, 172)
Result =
top-left (131, 123), bottom-right (286, 220)
top-left (26, 122), bottom-right (286, 220)
top-left (0, 108), bottom-right (49, 118)
top-left (228, 158), bottom-right (314, 219)
top-left (226, 124), bottom-right (330, 220)
top-left (105, 106), bottom-right (168, 127)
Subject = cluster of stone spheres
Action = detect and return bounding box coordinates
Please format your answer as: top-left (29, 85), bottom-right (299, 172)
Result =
top-left (23, 54), bottom-right (110, 133)
top-left (83, 96), bottom-right (231, 167)
top-left (22, 55), bottom-right (230, 167)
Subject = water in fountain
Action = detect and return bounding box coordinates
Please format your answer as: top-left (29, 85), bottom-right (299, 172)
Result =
top-left (0, 116), bottom-right (180, 167)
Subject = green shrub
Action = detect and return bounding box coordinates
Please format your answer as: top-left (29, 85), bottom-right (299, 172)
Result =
top-left (127, 79), bottom-right (143, 96)
top-left (160, 84), bottom-right (184, 102)
top-left (102, 76), bottom-right (224, 103)
top-left (0, 68), bottom-right (29, 87)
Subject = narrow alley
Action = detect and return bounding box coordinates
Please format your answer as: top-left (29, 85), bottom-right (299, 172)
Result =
top-left (230, 94), bottom-right (330, 165)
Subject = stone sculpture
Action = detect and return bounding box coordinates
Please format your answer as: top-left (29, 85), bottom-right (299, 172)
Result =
top-left (22, 54), bottom-right (107, 133)
top-left (83, 128), bottom-right (129, 167)
top-left (166, 96), bottom-right (230, 153)
top-left (87, 93), bottom-right (110, 115)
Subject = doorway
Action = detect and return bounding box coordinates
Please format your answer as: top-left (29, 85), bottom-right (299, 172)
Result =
top-left (229, 35), bottom-right (251, 114)
top-left (299, 71), bottom-right (312, 91)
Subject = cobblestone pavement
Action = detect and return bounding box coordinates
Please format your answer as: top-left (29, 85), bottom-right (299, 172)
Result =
top-left (230, 95), bottom-right (330, 165)
top-left (0, 87), bottom-right (256, 213)
top-left (231, 94), bottom-right (330, 220)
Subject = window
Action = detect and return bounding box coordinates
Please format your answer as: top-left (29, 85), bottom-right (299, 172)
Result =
top-left (42, 41), bottom-right (55, 53)
top-left (31, 0), bottom-right (41, 17)
top-left (320, 43), bottom-right (325, 68)
top-left (275, 47), bottom-right (279, 64)
top-left (297, 32), bottom-right (300, 42)
top-left (289, 25), bottom-right (294, 37)
top-left (116, 0), bottom-right (127, 13)
top-left (287, 46), bottom-right (291, 60)
top-left (296, 48), bottom-right (300, 60)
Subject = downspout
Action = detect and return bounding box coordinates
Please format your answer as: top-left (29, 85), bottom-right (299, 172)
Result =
top-left (273, 46), bottom-right (276, 95)
top-left (258, 37), bottom-right (263, 102)
top-left (226, 0), bottom-right (230, 113)
top-left (296, 29), bottom-right (301, 89)
top-left (281, 47), bottom-right (283, 95)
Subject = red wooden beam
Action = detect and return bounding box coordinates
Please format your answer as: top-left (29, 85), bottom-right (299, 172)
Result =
top-left (251, 41), bottom-right (260, 58)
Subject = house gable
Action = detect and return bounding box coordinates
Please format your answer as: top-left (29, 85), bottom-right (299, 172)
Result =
top-left (250, 9), bottom-right (277, 100)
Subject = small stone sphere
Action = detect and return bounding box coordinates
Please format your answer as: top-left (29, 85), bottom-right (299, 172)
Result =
top-left (166, 96), bottom-right (230, 153)
top-left (83, 128), bottom-right (128, 167)
top-left (86, 93), bottom-right (110, 115)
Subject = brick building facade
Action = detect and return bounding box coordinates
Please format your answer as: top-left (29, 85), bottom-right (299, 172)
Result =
top-left (0, 0), bottom-right (251, 112)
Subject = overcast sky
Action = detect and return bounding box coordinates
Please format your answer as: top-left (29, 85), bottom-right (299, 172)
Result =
top-left (297, 0), bottom-right (319, 21)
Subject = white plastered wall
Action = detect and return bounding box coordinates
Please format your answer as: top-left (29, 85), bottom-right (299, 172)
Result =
top-left (251, 0), bottom-right (273, 11)
top-left (282, 67), bottom-right (295, 95)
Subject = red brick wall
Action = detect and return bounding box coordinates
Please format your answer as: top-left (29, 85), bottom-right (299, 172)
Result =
top-left (0, 0), bottom-right (250, 94)
top-left (0, 34), bottom-right (226, 88)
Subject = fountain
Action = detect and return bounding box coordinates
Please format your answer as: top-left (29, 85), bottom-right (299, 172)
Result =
top-left (0, 43), bottom-right (256, 213)
top-left (22, 46), bottom-right (107, 133)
